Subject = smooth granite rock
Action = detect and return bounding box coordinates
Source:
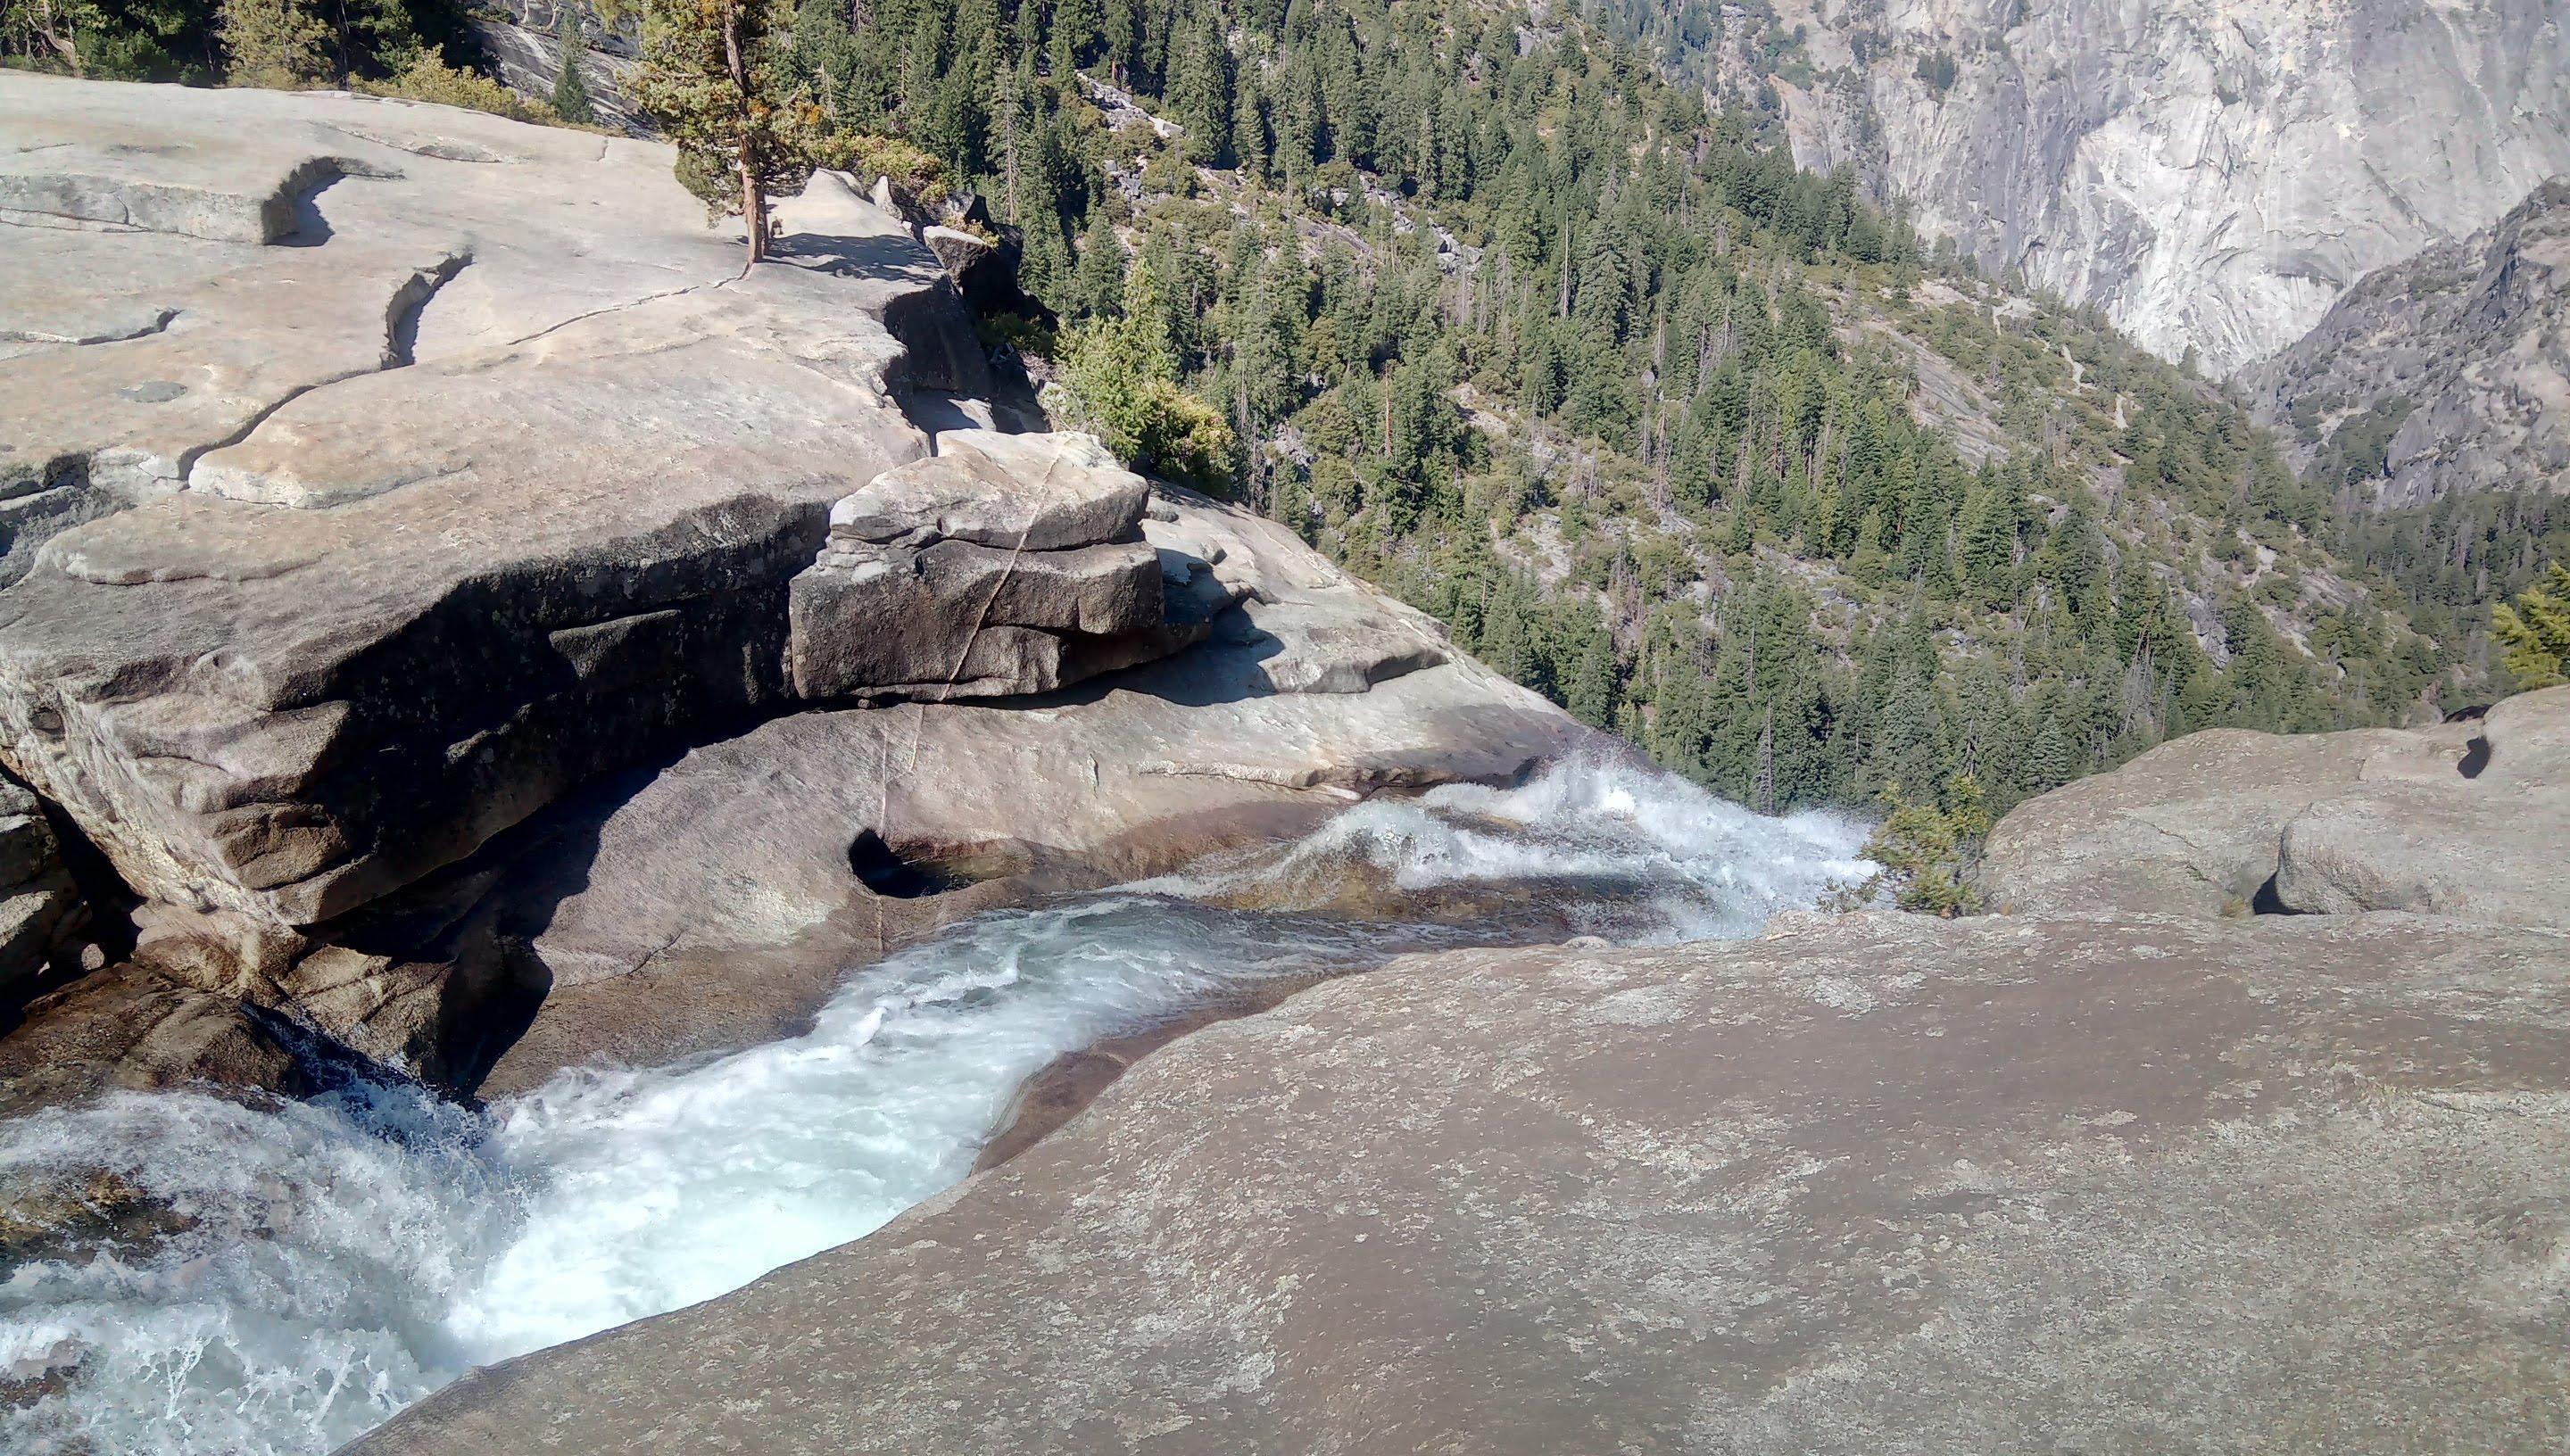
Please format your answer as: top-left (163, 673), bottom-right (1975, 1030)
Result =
top-left (1982, 686), bottom-right (2569, 924)
top-left (2269, 686), bottom-right (2570, 924)
top-left (1976, 719), bottom-right (2479, 916)
top-left (349, 908), bottom-right (2570, 1454)
top-left (464, 485), bottom-right (1584, 1094)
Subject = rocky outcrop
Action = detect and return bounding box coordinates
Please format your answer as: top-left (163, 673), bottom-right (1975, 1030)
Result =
top-left (2268, 687), bottom-right (2570, 922)
top-left (0, 77), bottom-right (957, 995)
top-left (1982, 686), bottom-right (2569, 925)
top-left (1755, 0), bottom-right (2570, 374)
top-left (468, 484), bottom-right (1565, 1094)
top-left (1976, 719), bottom-right (2477, 917)
top-left (353, 901), bottom-right (2570, 1455)
top-left (0, 75), bottom-right (1588, 1098)
top-left (2250, 180), bottom-right (2570, 508)
top-left (354, 679), bottom-right (2570, 1453)
top-left (788, 432), bottom-right (1165, 700)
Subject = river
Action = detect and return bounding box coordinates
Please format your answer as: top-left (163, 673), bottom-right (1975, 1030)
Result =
top-left (0, 757), bottom-right (1869, 1454)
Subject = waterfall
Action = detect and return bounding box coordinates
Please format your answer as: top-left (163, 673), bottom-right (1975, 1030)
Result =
top-left (0, 756), bottom-right (1869, 1456)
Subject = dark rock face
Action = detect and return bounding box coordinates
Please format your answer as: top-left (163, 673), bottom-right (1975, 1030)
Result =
top-left (0, 776), bottom-right (86, 990)
top-left (2251, 180), bottom-right (2570, 508)
top-left (0, 965), bottom-right (316, 1121)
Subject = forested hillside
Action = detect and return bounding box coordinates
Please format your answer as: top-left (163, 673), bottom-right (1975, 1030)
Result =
top-left (4, 0), bottom-right (2479, 834)
top-left (782, 0), bottom-right (2447, 825)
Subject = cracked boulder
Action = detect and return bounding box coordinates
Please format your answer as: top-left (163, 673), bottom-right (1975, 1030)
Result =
top-left (787, 432), bottom-right (1168, 699)
top-left (454, 485), bottom-right (1587, 1094)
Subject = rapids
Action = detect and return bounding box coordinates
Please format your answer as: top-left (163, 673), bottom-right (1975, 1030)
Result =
top-left (0, 757), bottom-right (1869, 1455)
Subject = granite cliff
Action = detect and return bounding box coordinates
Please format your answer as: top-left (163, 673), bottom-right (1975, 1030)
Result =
top-left (2251, 179), bottom-right (2570, 508)
top-left (1727, 0), bottom-right (2570, 375)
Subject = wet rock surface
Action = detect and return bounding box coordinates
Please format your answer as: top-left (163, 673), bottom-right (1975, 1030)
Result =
top-left (354, 685), bottom-right (2570, 1455)
top-left (0, 777), bottom-right (85, 990)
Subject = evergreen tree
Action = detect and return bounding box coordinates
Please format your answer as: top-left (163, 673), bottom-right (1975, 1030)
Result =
top-left (551, 9), bottom-right (595, 124)
top-left (218, 0), bottom-right (329, 86)
top-left (634, 0), bottom-right (821, 261)
top-left (2493, 562), bottom-right (2570, 690)
top-left (1075, 207), bottom-right (1125, 318)
top-left (1163, 3), bottom-right (1232, 164)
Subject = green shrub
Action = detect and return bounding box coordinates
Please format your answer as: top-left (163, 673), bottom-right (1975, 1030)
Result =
top-left (815, 132), bottom-right (948, 212)
top-left (362, 53), bottom-right (559, 125)
top-left (1042, 257), bottom-right (1237, 495)
top-left (1861, 775), bottom-right (1986, 916)
top-left (2493, 561), bottom-right (2570, 690)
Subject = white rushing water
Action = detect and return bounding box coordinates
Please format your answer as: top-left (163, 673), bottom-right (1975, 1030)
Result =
top-left (0, 757), bottom-right (1869, 1455)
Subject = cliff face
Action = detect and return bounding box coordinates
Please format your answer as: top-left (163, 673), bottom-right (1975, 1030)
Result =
top-left (2248, 180), bottom-right (2570, 508)
top-left (1761, 0), bottom-right (2570, 376)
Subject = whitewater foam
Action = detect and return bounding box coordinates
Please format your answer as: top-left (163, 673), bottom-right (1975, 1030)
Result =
top-left (0, 757), bottom-right (1869, 1455)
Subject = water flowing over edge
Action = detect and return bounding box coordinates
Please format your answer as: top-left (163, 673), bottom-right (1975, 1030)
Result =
top-left (0, 756), bottom-right (1870, 1455)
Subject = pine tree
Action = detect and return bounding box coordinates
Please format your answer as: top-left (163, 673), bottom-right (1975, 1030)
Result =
top-left (2493, 561), bottom-right (2570, 690)
top-left (1231, 71), bottom-right (1271, 181)
top-left (1163, 3), bottom-right (1232, 164)
top-left (634, 0), bottom-right (822, 262)
top-left (552, 10), bottom-right (596, 124)
top-left (1075, 207), bottom-right (1125, 319)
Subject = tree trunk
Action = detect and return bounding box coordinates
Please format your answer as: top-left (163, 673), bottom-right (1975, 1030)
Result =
top-left (721, 0), bottom-right (767, 264)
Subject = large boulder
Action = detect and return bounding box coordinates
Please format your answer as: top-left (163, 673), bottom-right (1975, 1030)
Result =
top-left (351, 908), bottom-right (2570, 1454)
top-left (787, 432), bottom-right (1167, 700)
top-left (2269, 686), bottom-right (2570, 923)
top-left (461, 485), bottom-right (1580, 1093)
top-left (1981, 687), bottom-right (2570, 927)
top-left (1978, 718), bottom-right (2480, 915)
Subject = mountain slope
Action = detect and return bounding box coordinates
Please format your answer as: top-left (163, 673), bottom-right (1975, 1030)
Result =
top-left (836, 0), bottom-right (2458, 827)
top-left (2252, 179), bottom-right (2570, 510)
top-left (1600, 0), bottom-right (2570, 376)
